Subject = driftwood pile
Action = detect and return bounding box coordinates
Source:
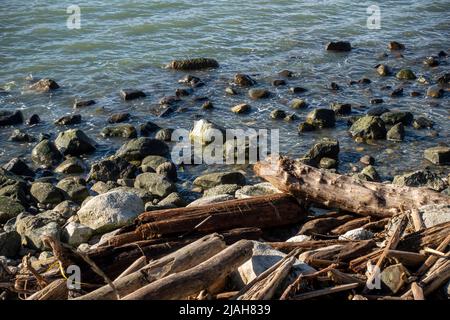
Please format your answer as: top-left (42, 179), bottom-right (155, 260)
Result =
top-left (4, 155), bottom-right (450, 300)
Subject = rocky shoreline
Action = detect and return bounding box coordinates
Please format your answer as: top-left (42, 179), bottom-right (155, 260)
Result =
top-left (0, 41), bottom-right (449, 300)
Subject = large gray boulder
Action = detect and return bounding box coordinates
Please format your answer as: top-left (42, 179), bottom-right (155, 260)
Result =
top-left (77, 190), bottom-right (144, 233)
top-left (15, 214), bottom-right (61, 250)
top-left (88, 157), bottom-right (137, 182)
top-left (134, 173), bottom-right (176, 198)
top-left (193, 171), bottom-right (246, 189)
top-left (30, 182), bottom-right (65, 205)
top-left (55, 129), bottom-right (96, 156)
top-left (115, 137), bottom-right (169, 161)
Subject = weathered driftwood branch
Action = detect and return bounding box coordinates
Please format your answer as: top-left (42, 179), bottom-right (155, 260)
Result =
top-left (76, 233), bottom-right (226, 300)
top-left (122, 239), bottom-right (253, 300)
top-left (26, 279), bottom-right (68, 300)
top-left (290, 283), bottom-right (360, 300)
top-left (254, 156), bottom-right (450, 218)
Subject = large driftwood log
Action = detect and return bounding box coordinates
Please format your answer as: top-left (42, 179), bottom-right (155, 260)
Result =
top-left (76, 234), bottom-right (227, 300)
top-left (26, 279), bottom-right (68, 300)
top-left (122, 239), bottom-right (253, 300)
top-left (254, 156), bottom-right (450, 218)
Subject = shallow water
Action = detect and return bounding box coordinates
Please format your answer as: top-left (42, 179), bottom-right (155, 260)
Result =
top-left (0, 1), bottom-right (449, 191)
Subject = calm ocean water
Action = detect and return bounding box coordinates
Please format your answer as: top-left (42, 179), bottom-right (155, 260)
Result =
top-left (0, 0), bottom-right (449, 186)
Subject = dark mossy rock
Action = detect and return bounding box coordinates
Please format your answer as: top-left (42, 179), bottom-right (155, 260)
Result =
top-left (116, 137), bottom-right (169, 161)
top-left (175, 88), bottom-right (194, 97)
top-left (155, 128), bottom-right (174, 142)
top-left (73, 99), bottom-right (96, 108)
top-left (31, 139), bottom-right (63, 168)
top-left (27, 114), bottom-right (41, 125)
top-left (0, 110), bottom-right (23, 126)
top-left (231, 103), bottom-right (251, 114)
top-left (360, 155), bottom-right (375, 166)
top-left (388, 41), bottom-right (405, 50)
top-left (0, 196), bottom-right (25, 223)
top-left (140, 121), bottom-right (161, 136)
top-left (234, 73), bottom-right (256, 86)
top-left (349, 116), bottom-right (386, 140)
top-left (156, 161), bottom-right (177, 182)
top-left (370, 98), bottom-right (384, 104)
top-left (375, 64), bottom-right (391, 76)
top-left (167, 58), bottom-right (219, 70)
top-left (298, 122), bottom-right (316, 133)
top-left (290, 99), bottom-right (307, 109)
top-left (393, 170), bottom-right (446, 192)
top-left (289, 87), bottom-right (307, 94)
top-left (330, 103), bottom-right (351, 115)
top-left (413, 117), bottom-right (434, 129)
top-left (284, 113), bottom-right (298, 122)
top-left (2, 158), bottom-right (34, 177)
top-left (108, 112), bottom-right (130, 124)
top-left (367, 106), bottom-right (390, 116)
top-left (381, 111), bottom-right (413, 126)
top-left (54, 114), bottom-right (81, 126)
top-left (359, 165), bottom-right (380, 182)
top-left (0, 230), bottom-right (21, 257)
top-left (272, 79), bottom-right (286, 86)
top-left (134, 173), bottom-right (176, 198)
top-left (56, 177), bottom-right (89, 203)
top-left (436, 73), bottom-right (450, 86)
top-left (325, 41), bottom-right (351, 52)
top-left (329, 82), bottom-right (339, 90)
top-left (201, 100), bottom-right (214, 110)
top-left (387, 123), bottom-right (405, 141)
top-left (9, 129), bottom-right (35, 143)
top-left (55, 157), bottom-right (85, 174)
top-left (279, 70), bottom-right (294, 77)
top-left (396, 69), bottom-right (416, 80)
top-left (304, 138), bottom-right (339, 166)
top-left (178, 75), bottom-right (203, 87)
top-left (270, 109), bottom-right (287, 120)
top-left (390, 87), bottom-right (404, 97)
top-left (88, 157), bottom-right (137, 182)
top-left (423, 56), bottom-right (439, 67)
top-left (101, 124), bottom-right (137, 139)
top-left (120, 89), bottom-right (146, 101)
top-left (30, 182), bottom-right (65, 205)
top-left (55, 129), bottom-right (96, 156)
top-left (305, 108), bottom-right (336, 128)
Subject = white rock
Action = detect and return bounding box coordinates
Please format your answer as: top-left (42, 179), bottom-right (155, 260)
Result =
top-left (77, 243), bottom-right (90, 252)
top-left (419, 204), bottom-right (450, 228)
top-left (286, 235), bottom-right (312, 242)
top-left (237, 241), bottom-right (315, 285)
top-left (339, 228), bottom-right (374, 241)
top-left (235, 182), bottom-right (281, 199)
top-left (62, 222), bottom-right (94, 246)
top-left (187, 194), bottom-right (234, 207)
top-left (77, 190), bottom-right (144, 233)
top-left (189, 119), bottom-right (224, 145)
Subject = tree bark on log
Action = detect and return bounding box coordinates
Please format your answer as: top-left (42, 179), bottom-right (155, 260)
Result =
top-left (76, 233), bottom-right (227, 300)
top-left (254, 156), bottom-right (450, 218)
top-left (26, 279), bottom-right (68, 300)
top-left (121, 239), bottom-right (253, 300)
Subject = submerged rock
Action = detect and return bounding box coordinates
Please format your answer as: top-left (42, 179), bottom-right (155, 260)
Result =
top-left (73, 99), bottom-right (96, 108)
top-left (101, 124), bottom-right (137, 139)
top-left (396, 69), bottom-right (416, 80)
top-left (120, 89), bottom-right (146, 101)
top-left (27, 114), bottom-right (41, 125)
top-left (270, 109), bottom-right (287, 120)
top-left (388, 41), bottom-right (405, 50)
top-left (325, 41), bottom-right (351, 52)
top-left (77, 190), bottom-right (144, 233)
top-left (54, 114), bottom-right (81, 126)
top-left (108, 112), bottom-right (130, 124)
top-left (231, 103), bottom-right (251, 114)
top-left (9, 129), bottom-right (35, 143)
top-left (330, 103), bottom-right (351, 115)
top-left (167, 58), bottom-right (219, 70)
top-left (0, 110), bottom-right (23, 126)
top-left (248, 88), bottom-right (270, 99)
top-left (413, 117), bottom-right (434, 129)
top-left (375, 64), bottom-right (391, 76)
top-left (290, 99), bottom-right (307, 109)
top-left (234, 73), bottom-right (256, 86)
top-left (426, 85), bottom-right (444, 98)
top-left (381, 111), bottom-right (413, 126)
top-left (55, 129), bottom-right (96, 156)
top-left (289, 87), bottom-right (307, 94)
top-left (349, 116), bottom-right (386, 140)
